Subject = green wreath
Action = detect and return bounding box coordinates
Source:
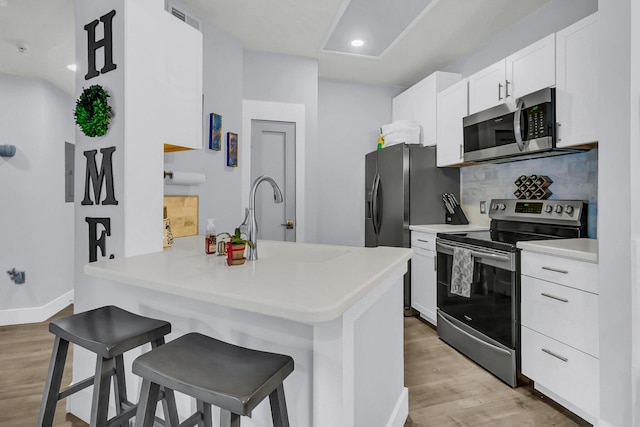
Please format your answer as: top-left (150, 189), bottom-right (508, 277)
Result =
top-left (74, 85), bottom-right (112, 137)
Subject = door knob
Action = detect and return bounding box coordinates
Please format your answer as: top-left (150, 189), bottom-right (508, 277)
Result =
top-left (281, 219), bottom-right (294, 229)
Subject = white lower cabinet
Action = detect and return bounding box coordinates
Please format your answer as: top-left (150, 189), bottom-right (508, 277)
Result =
top-left (520, 250), bottom-right (599, 423)
top-left (521, 275), bottom-right (599, 357)
top-left (411, 232), bottom-right (437, 325)
top-left (521, 327), bottom-right (599, 422)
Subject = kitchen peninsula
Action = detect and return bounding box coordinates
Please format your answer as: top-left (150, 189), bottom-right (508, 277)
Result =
top-left (73, 236), bottom-right (412, 427)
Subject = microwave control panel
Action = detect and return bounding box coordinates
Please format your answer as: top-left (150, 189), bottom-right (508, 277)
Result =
top-left (525, 103), bottom-right (551, 139)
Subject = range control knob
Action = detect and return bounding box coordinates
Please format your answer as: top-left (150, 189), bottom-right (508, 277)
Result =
top-left (555, 205), bottom-right (563, 213)
top-left (565, 205), bottom-right (574, 215)
top-left (545, 204), bottom-right (553, 213)
top-left (498, 203), bottom-right (506, 210)
top-left (492, 203), bottom-right (499, 210)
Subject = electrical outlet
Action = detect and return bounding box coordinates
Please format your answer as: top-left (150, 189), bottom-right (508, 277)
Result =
top-left (480, 201), bottom-right (487, 214)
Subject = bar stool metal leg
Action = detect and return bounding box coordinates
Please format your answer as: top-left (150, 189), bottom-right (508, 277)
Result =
top-left (269, 384), bottom-right (290, 427)
top-left (37, 336), bottom-right (69, 427)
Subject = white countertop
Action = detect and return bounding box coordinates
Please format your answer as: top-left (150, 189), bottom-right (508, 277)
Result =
top-left (84, 236), bottom-right (412, 323)
top-left (517, 238), bottom-right (598, 263)
top-left (409, 223), bottom-right (489, 234)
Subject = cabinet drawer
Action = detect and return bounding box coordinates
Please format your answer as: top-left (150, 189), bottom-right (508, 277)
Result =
top-left (521, 326), bottom-right (599, 420)
top-left (521, 276), bottom-right (599, 357)
top-left (521, 251), bottom-right (598, 294)
top-left (411, 232), bottom-right (436, 251)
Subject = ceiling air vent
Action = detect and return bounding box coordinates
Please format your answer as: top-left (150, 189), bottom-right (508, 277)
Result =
top-left (164, 1), bottom-right (201, 31)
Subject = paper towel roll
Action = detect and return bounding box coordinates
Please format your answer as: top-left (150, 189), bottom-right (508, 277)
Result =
top-left (165, 171), bottom-right (206, 186)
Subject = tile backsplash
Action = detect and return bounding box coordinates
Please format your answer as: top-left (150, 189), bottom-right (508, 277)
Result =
top-left (461, 149), bottom-right (598, 238)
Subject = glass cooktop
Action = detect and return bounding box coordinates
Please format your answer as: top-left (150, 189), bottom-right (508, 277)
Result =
top-left (437, 220), bottom-right (587, 252)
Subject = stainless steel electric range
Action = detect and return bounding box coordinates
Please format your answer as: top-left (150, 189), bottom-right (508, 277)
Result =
top-left (435, 199), bottom-right (588, 387)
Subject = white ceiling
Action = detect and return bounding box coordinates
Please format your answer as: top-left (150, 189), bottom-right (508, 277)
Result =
top-left (0, 0), bottom-right (551, 96)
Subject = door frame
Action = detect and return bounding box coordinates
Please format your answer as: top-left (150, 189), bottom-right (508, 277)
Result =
top-left (242, 100), bottom-right (306, 242)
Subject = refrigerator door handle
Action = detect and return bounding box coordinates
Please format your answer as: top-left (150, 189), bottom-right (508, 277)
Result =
top-left (372, 173), bottom-right (381, 235)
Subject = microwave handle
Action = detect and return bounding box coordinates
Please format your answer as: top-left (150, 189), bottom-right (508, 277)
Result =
top-left (513, 98), bottom-right (525, 151)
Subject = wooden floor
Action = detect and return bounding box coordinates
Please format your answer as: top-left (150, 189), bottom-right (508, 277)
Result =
top-left (0, 306), bottom-right (590, 426)
top-left (0, 305), bottom-right (85, 427)
top-left (403, 316), bottom-right (591, 427)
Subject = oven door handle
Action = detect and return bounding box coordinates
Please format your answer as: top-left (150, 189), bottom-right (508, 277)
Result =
top-left (437, 242), bottom-right (511, 263)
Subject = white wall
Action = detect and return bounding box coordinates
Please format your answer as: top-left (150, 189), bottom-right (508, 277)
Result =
top-left (243, 51), bottom-right (320, 242)
top-left (317, 78), bottom-right (403, 246)
top-left (0, 75), bottom-right (74, 322)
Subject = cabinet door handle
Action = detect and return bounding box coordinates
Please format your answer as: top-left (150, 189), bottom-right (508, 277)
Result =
top-left (459, 144), bottom-right (463, 160)
top-left (498, 82), bottom-right (504, 101)
top-left (541, 266), bottom-right (569, 274)
top-left (556, 122), bottom-right (562, 142)
top-left (541, 293), bottom-right (569, 303)
top-left (417, 239), bottom-right (429, 243)
top-left (505, 79), bottom-right (511, 98)
top-left (541, 348), bottom-right (568, 362)
top-left (433, 256), bottom-right (437, 271)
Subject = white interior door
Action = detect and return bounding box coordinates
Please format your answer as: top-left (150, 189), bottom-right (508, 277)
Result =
top-left (251, 120), bottom-right (296, 242)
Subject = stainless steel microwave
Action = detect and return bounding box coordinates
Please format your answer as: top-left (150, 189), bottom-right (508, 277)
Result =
top-left (463, 87), bottom-right (574, 163)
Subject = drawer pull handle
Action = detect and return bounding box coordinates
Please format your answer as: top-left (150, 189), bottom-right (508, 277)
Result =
top-left (417, 239), bottom-right (430, 243)
top-left (541, 293), bottom-right (569, 303)
top-left (541, 266), bottom-right (569, 274)
top-left (541, 348), bottom-right (568, 362)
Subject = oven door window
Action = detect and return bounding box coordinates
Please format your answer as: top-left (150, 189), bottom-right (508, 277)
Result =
top-left (437, 251), bottom-right (517, 348)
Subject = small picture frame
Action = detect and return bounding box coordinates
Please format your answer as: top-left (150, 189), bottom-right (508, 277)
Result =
top-left (209, 113), bottom-right (222, 150)
top-left (226, 132), bottom-right (238, 167)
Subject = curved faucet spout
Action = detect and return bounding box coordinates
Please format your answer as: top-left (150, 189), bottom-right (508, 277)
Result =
top-left (249, 176), bottom-right (283, 209)
top-left (245, 175), bottom-right (284, 261)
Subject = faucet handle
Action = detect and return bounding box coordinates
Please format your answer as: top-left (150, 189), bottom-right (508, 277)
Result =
top-left (238, 208), bottom-right (249, 235)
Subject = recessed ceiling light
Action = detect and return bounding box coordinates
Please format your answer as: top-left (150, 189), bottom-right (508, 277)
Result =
top-left (350, 39), bottom-right (365, 47)
top-left (66, 64), bottom-right (77, 72)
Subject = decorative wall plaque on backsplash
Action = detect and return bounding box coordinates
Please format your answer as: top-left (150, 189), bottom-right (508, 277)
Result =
top-left (514, 174), bottom-right (553, 199)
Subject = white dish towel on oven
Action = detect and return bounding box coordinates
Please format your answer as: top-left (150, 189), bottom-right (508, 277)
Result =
top-left (451, 247), bottom-right (473, 298)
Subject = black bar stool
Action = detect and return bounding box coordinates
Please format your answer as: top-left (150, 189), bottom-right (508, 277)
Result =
top-left (132, 332), bottom-right (294, 427)
top-left (37, 305), bottom-right (179, 427)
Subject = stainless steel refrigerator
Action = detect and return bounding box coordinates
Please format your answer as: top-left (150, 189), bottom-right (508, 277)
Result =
top-left (365, 143), bottom-right (460, 310)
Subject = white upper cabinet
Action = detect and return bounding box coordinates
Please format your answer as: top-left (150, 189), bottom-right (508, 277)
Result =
top-left (159, 14), bottom-right (203, 150)
top-left (392, 71), bottom-right (461, 146)
top-left (468, 34), bottom-right (555, 115)
top-left (467, 60), bottom-right (506, 114)
top-left (436, 79), bottom-right (468, 167)
top-left (506, 33), bottom-right (556, 100)
top-left (127, 1), bottom-right (203, 151)
top-left (555, 12), bottom-right (599, 148)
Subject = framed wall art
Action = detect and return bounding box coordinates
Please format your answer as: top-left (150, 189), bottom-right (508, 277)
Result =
top-left (226, 132), bottom-right (238, 167)
top-left (209, 113), bottom-right (222, 150)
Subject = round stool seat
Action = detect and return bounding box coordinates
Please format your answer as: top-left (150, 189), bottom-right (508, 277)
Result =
top-left (133, 333), bottom-right (294, 417)
top-left (50, 305), bottom-right (171, 358)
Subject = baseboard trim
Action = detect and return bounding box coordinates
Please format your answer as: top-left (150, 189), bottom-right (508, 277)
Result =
top-left (387, 387), bottom-right (409, 427)
top-left (0, 290), bottom-right (74, 326)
